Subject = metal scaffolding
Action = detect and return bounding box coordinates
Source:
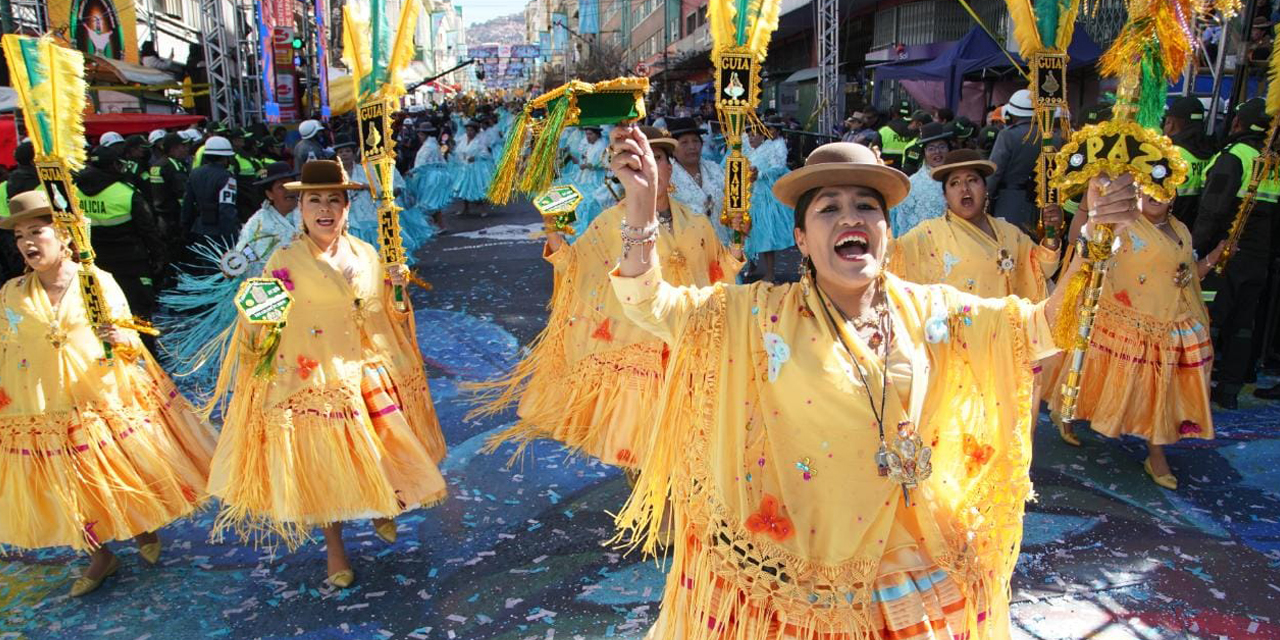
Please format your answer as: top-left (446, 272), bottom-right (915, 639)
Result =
top-left (199, 0), bottom-right (262, 125)
top-left (815, 0), bottom-right (839, 136)
top-left (3, 0), bottom-right (47, 33)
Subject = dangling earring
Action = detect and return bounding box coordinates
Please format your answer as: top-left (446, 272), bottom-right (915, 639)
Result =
top-left (667, 184), bottom-right (676, 194)
top-left (798, 256), bottom-right (815, 316)
top-left (983, 198), bottom-right (991, 218)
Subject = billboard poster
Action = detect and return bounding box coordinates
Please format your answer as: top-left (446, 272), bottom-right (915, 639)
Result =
top-left (49, 0), bottom-right (140, 63)
top-left (511, 44), bottom-right (540, 58)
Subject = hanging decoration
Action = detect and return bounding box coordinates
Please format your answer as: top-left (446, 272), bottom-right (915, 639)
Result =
top-left (487, 76), bottom-right (649, 206)
top-left (1049, 0), bottom-right (1239, 421)
top-left (1216, 23), bottom-right (1280, 274)
top-left (1004, 0), bottom-right (1081, 239)
top-left (2, 35), bottom-right (115, 360)
top-left (342, 0), bottom-right (421, 311)
top-left (709, 0), bottom-right (783, 244)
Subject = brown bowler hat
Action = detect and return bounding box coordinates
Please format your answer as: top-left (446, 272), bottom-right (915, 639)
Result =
top-left (0, 190), bottom-right (55, 230)
top-left (930, 148), bottom-right (997, 183)
top-left (773, 142), bottom-right (910, 208)
top-left (640, 125), bottom-right (676, 156)
top-left (284, 159), bottom-right (367, 192)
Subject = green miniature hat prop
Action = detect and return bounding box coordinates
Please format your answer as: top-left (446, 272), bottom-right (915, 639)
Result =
top-left (489, 76), bottom-right (649, 205)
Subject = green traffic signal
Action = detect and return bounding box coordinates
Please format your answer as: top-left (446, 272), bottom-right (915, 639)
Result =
top-left (291, 37), bottom-right (304, 49)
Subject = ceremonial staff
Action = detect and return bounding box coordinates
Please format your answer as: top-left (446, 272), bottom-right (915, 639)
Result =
top-left (708, 0), bottom-right (783, 245)
top-left (2, 35), bottom-right (141, 360)
top-left (342, 0), bottom-right (422, 311)
top-left (1050, 0), bottom-right (1236, 420)
top-left (1215, 30), bottom-right (1280, 274)
top-left (1004, 0), bottom-right (1080, 240)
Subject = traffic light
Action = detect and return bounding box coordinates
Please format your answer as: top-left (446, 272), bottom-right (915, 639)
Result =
top-left (291, 37), bottom-right (304, 50)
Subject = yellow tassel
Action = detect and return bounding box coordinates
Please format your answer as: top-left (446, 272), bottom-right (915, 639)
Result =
top-left (1051, 261), bottom-right (1091, 350)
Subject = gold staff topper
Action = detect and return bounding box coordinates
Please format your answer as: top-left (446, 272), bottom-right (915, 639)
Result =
top-left (1052, 119), bottom-right (1188, 203)
top-left (534, 184), bottom-right (583, 235)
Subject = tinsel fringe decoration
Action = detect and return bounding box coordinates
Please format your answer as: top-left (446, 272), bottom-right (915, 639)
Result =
top-left (487, 107), bottom-right (531, 205)
top-left (518, 95), bottom-right (576, 196)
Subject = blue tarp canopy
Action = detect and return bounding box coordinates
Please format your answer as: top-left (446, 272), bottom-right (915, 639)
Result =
top-left (873, 24), bottom-right (1103, 110)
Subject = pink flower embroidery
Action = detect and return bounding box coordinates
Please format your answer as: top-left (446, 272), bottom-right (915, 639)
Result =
top-left (1178, 420), bottom-right (1202, 435)
top-left (271, 268), bottom-right (295, 291)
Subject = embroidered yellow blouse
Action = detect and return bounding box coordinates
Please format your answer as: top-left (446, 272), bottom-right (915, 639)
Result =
top-left (206, 233), bottom-right (447, 547)
top-left (892, 213), bottom-right (1058, 301)
top-left (476, 201), bottom-right (741, 467)
top-left (0, 266), bottom-right (215, 551)
top-left (610, 268), bottom-right (1058, 640)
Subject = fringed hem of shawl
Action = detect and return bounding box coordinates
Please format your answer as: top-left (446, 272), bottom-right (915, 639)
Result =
top-left (1047, 299), bottom-right (1214, 445)
top-left (0, 358), bottom-right (214, 552)
top-left (481, 342), bottom-right (665, 468)
top-left (208, 375), bottom-right (448, 551)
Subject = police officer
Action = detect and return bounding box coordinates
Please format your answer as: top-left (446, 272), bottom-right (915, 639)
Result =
top-left (74, 144), bottom-right (165, 325)
top-left (148, 133), bottom-right (191, 249)
top-left (1164, 96), bottom-right (1217, 228)
top-left (877, 100), bottom-right (916, 168)
top-left (1194, 97), bottom-right (1276, 409)
top-left (181, 135), bottom-right (240, 250)
top-left (293, 119), bottom-right (327, 171)
top-left (900, 121), bottom-right (951, 175)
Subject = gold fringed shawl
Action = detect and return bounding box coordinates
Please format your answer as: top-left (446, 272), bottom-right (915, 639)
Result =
top-left (892, 214), bottom-right (1058, 302)
top-left (470, 201), bottom-right (741, 468)
top-left (204, 234), bottom-right (447, 549)
top-left (610, 269), bottom-right (1056, 639)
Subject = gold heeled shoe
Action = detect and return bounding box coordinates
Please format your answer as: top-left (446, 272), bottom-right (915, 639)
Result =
top-left (70, 555), bottom-right (119, 597)
top-left (328, 569), bottom-right (356, 589)
top-left (1144, 459), bottom-right (1178, 490)
top-left (1055, 415), bottom-right (1082, 447)
top-left (138, 541), bottom-right (162, 565)
top-left (374, 520), bottom-right (397, 545)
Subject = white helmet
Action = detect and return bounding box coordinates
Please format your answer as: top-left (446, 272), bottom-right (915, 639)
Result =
top-left (148, 129), bottom-right (167, 145)
top-left (99, 131), bottom-right (124, 146)
top-left (299, 119), bottom-right (322, 139)
top-left (180, 129), bottom-right (202, 143)
top-left (203, 136), bottom-right (235, 156)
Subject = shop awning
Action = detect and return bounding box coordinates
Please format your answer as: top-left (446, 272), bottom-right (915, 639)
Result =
top-left (782, 67), bottom-right (820, 84)
top-left (85, 55), bottom-right (177, 85)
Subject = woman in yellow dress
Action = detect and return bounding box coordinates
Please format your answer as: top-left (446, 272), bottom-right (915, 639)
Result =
top-left (0, 191), bottom-right (216, 597)
top-left (603, 126), bottom-right (1141, 640)
top-left (475, 126), bottom-right (741, 469)
top-left (1050, 193), bottom-right (1224, 489)
top-left (206, 160), bottom-right (447, 588)
top-left (892, 149), bottom-right (1060, 301)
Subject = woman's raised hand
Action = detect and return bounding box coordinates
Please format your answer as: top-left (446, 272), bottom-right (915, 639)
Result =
top-left (609, 124), bottom-right (659, 227)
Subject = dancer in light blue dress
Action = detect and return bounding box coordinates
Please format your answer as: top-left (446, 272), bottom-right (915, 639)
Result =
top-left (742, 121), bottom-right (793, 282)
top-left (567, 126), bottom-right (610, 236)
top-left (452, 120), bottom-right (494, 215)
top-left (337, 135), bottom-right (435, 259)
top-left (408, 124), bottom-right (455, 219)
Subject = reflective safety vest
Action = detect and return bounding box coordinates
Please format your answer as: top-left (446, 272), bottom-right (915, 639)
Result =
top-left (75, 182), bottom-right (135, 226)
top-left (1175, 145), bottom-right (1211, 197)
top-left (879, 125), bottom-right (912, 165)
top-left (1211, 142), bottom-right (1280, 203)
top-left (0, 182), bottom-right (9, 219)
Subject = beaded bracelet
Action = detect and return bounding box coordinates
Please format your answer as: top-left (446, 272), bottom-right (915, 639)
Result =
top-left (621, 219), bottom-right (660, 263)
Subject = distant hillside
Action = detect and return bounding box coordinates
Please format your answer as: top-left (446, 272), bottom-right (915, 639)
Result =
top-left (466, 13), bottom-right (524, 45)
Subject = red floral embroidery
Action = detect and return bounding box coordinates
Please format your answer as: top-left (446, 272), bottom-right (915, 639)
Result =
top-left (0, 388), bottom-right (10, 411)
top-left (1114, 289), bottom-right (1133, 307)
top-left (615, 449), bottom-right (635, 465)
top-left (745, 494), bottom-right (794, 542)
top-left (296, 355), bottom-right (319, 379)
top-left (180, 485), bottom-right (198, 503)
top-left (592, 319), bottom-right (613, 341)
top-left (709, 261), bottom-right (725, 283)
top-left (271, 268), bottom-right (295, 291)
top-left (1179, 420), bottom-right (1202, 435)
top-left (963, 434), bottom-right (994, 478)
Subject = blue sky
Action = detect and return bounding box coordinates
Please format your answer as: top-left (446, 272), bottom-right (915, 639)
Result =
top-left (455, 0), bottom-right (522, 26)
